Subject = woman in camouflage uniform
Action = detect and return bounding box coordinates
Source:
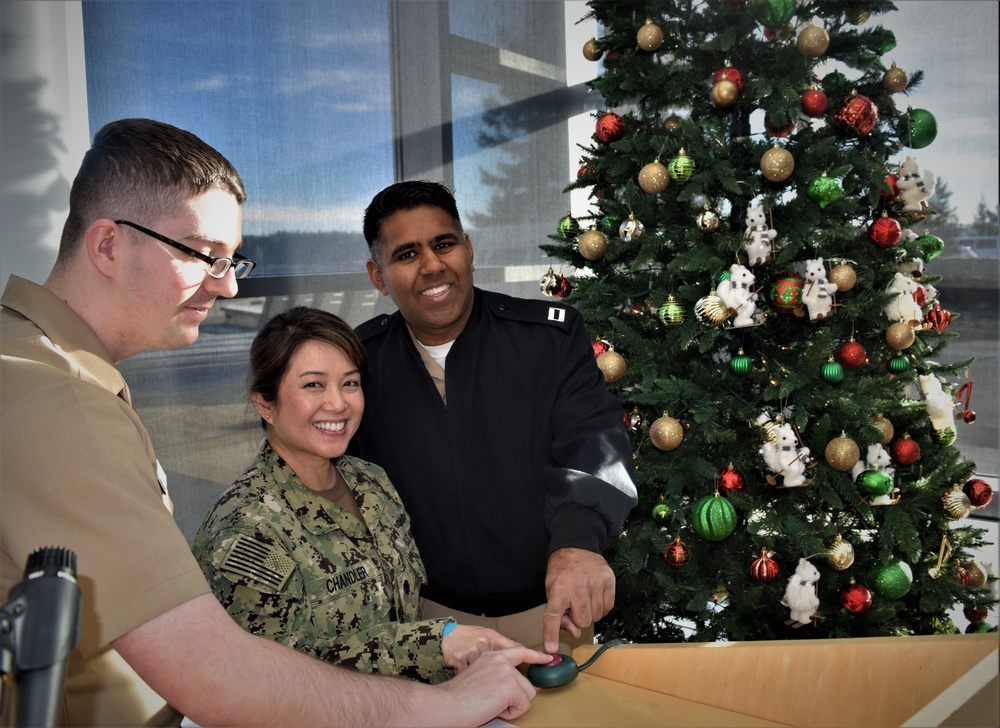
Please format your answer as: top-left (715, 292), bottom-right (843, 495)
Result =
top-left (194, 307), bottom-right (521, 683)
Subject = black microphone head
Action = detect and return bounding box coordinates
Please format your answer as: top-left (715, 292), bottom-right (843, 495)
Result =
top-left (25, 547), bottom-right (77, 580)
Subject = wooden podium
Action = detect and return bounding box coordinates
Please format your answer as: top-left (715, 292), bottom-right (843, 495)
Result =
top-left (511, 633), bottom-right (998, 727)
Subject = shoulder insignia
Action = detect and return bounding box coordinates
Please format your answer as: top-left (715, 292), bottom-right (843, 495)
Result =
top-left (219, 534), bottom-right (296, 592)
top-left (353, 313), bottom-right (394, 342)
top-left (490, 294), bottom-right (574, 329)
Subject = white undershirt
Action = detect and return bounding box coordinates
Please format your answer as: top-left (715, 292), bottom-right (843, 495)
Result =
top-left (421, 340), bottom-right (454, 371)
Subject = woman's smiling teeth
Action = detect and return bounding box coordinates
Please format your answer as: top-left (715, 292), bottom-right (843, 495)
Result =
top-left (313, 422), bottom-right (346, 432)
top-left (422, 283), bottom-right (450, 297)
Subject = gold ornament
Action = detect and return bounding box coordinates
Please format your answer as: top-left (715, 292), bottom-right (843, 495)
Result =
top-left (596, 348), bottom-right (626, 383)
top-left (638, 159), bottom-right (670, 194)
top-left (695, 290), bottom-right (729, 326)
top-left (760, 144), bottom-right (794, 182)
top-left (829, 262), bottom-right (857, 292)
top-left (826, 535), bottom-right (856, 571)
top-left (577, 228), bottom-right (608, 261)
top-left (650, 413), bottom-right (683, 451)
top-left (797, 25), bottom-right (830, 57)
top-left (872, 414), bottom-right (894, 445)
top-left (710, 79), bottom-right (739, 107)
top-left (965, 560), bottom-right (988, 587)
top-left (582, 37), bottom-right (603, 62)
top-left (885, 321), bottom-right (915, 350)
top-left (847, 8), bottom-right (870, 25)
top-left (636, 19), bottom-right (663, 52)
top-left (825, 433), bottom-right (860, 472)
top-left (696, 204), bottom-right (720, 232)
top-left (663, 113), bottom-right (682, 133)
top-left (882, 63), bottom-right (909, 93)
top-left (942, 486), bottom-right (972, 520)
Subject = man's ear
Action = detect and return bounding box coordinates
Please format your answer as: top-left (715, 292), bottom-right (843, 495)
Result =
top-left (464, 233), bottom-right (475, 272)
top-left (366, 258), bottom-right (389, 296)
top-left (86, 220), bottom-right (122, 277)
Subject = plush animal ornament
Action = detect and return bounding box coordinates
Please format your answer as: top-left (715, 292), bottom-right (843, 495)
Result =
top-left (716, 263), bottom-right (758, 327)
top-left (800, 258), bottom-right (838, 320)
top-left (850, 443), bottom-right (895, 482)
top-left (883, 271), bottom-right (923, 325)
top-left (782, 558), bottom-right (820, 625)
top-left (896, 156), bottom-right (936, 213)
top-left (919, 373), bottom-right (956, 436)
top-left (760, 422), bottom-right (811, 487)
top-left (743, 205), bottom-right (776, 267)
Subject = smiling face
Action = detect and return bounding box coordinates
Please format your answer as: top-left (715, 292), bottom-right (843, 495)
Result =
top-left (366, 205), bottom-right (476, 346)
top-left (252, 339), bottom-right (364, 477)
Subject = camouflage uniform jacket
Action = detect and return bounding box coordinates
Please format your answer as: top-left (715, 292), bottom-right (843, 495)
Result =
top-left (193, 442), bottom-right (452, 683)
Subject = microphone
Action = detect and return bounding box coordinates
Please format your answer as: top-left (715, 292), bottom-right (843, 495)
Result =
top-left (0, 547), bottom-right (82, 728)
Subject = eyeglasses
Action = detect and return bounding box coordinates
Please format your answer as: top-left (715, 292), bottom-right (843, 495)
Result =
top-left (115, 220), bottom-right (256, 279)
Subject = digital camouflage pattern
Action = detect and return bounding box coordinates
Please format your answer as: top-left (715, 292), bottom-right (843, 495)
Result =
top-left (193, 442), bottom-right (452, 683)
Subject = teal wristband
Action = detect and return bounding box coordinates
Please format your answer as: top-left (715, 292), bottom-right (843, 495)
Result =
top-left (442, 620), bottom-right (457, 637)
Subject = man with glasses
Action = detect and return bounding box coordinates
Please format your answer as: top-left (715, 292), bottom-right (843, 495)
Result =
top-left (1, 119), bottom-right (544, 727)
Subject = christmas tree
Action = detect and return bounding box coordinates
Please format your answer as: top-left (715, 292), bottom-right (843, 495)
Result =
top-left (542, 0), bottom-right (997, 642)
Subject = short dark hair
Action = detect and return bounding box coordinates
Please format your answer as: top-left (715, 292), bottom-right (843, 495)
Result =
top-left (58, 118), bottom-right (246, 265)
top-left (362, 180), bottom-right (463, 262)
top-left (248, 307), bottom-right (369, 429)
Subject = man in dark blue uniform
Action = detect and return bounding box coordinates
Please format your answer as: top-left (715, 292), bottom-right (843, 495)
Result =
top-left (352, 181), bottom-right (637, 655)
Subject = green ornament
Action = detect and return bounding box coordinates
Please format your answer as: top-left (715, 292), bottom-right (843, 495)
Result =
top-left (691, 493), bottom-right (737, 542)
top-left (716, 269), bottom-right (731, 285)
top-left (872, 558), bottom-right (913, 599)
top-left (821, 70), bottom-right (849, 91)
top-left (937, 427), bottom-right (957, 447)
top-left (600, 213), bottom-right (622, 236)
top-left (558, 213), bottom-right (579, 239)
top-left (658, 295), bottom-right (685, 327)
top-left (751, 0), bottom-right (796, 29)
top-left (878, 31), bottom-right (898, 55)
top-left (858, 469), bottom-right (894, 498)
top-left (652, 501), bottom-right (672, 522)
top-left (888, 355), bottom-right (910, 374)
top-left (918, 233), bottom-right (945, 262)
top-left (806, 174), bottom-right (843, 209)
top-left (907, 108), bottom-right (938, 149)
top-left (668, 148), bottom-right (695, 183)
top-left (730, 351), bottom-right (752, 375)
top-left (821, 360), bottom-right (844, 384)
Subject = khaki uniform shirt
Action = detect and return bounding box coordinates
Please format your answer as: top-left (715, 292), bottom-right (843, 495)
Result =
top-left (193, 443), bottom-right (452, 683)
top-left (1, 276), bottom-right (210, 727)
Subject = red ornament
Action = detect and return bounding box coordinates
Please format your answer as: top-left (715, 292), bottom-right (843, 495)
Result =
top-left (769, 273), bottom-right (805, 313)
top-left (596, 112), bottom-right (625, 143)
top-left (592, 338), bottom-right (610, 358)
top-left (836, 340), bottom-right (867, 369)
top-left (664, 536), bottom-right (691, 568)
top-left (963, 478), bottom-right (993, 509)
top-left (840, 582), bottom-right (873, 613)
top-left (956, 564), bottom-right (970, 585)
top-left (880, 173), bottom-right (900, 200)
top-left (965, 606), bottom-right (989, 623)
top-left (869, 214), bottom-right (902, 248)
top-left (712, 65), bottom-right (745, 91)
top-left (912, 283), bottom-right (927, 307)
top-left (717, 464), bottom-right (745, 493)
top-left (835, 93), bottom-right (879, 135)
top-left (925, 301), bottom-right (951, 333)
top-left (577, 165), bottom-right (595, 179)
top-left (749, 549), bottom-right (780, 584)
top-left (764, 112), bottom-right (796, 138)
top-left (800, 88), bottom-right (828, 117)
top-left (554, 275), bottom-right (573, 299)
top-left (890, 434), bottom-right (921, 465)
top-left (956, 381), bottom-right (976, 424)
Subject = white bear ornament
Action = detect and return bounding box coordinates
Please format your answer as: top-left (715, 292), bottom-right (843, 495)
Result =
top-left (801, 258), bottom-right (838, 320)
top-left (782, 558), bottom-right (821, 625)
top-left (883, 271), bottom-right (923, 325)
top-left (716, 263), bottom-right (758, 327)
top-left (760, 422), bottom-right (811, 487)
top-left (743, 205), bottom-right (776, 267)
top-left (896, 156), bottom-right (936, 213)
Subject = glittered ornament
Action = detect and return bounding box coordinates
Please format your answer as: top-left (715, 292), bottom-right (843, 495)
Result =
top-left (710, 79), bottom-right (739, 107)
top-left (664, 536), bottom-right (691, 567)
top-left (917, 233), bottom-right (945, 262)
top-left (872, 415), bottom-right (894, 444)
top-left (840, 580), bottom-right (873, 613)
top-left (619, 213), bottom-right (645, 242)
top-left (869, 212), bottom-right (902, 248)
top-left (888, 354), bottom-right (910, 374)
top-left (821, 359), bottom-right (844, 384)
top-left (760, 144), bottom-right (794, 182)
top-left (668, 148), bottom-right (695, 183)
top-left (638, 159), bottom-right (670, 193)
top-left (577, 228), bottom-right (608, 261)
top-left (636, 19), bottom-right (663, 51)
top-left (652, 499), bottom-right (672, 522)
top-left (696, 205), bottom-right (720, 232)
top-left (836, 339), bottom-right (866, 368)
top-left (827, 535), bottom-right (856, 571)
top-left (658, 295), bottom-right (685, 327)
top-left (557, 212), bottom-right (579, 239)
top-left (859, 469), bottom-right (894, 498)
top-left (691, 493), bottom-right (737, 542)
top-left (582, 38), bottom-right (603, 62)
top-left (885, 321), bottom-right (915, 351)
top-left (882, 63), bottom-right (909, 93)
top-left (796, 25), bottom-right (830, 57)
top-left (800, 87), bottom-right (828, 117)
top-left (963, 478), bottom-right (993, 509)
top-left (769, 273), bottom-right (805, 313)
top-left (825, 433), bottom-right (860, 472)
top-left (596, 347), bottom-right (626, 383)
top-left (890, 434), bottom-right (921, 465)
top-left (663, 113), bottom-right (683, 133)
top-left (750, 549), bottom-right (780, 584)
top-left (717, 464), bottom-right (745, 493)
top-left (695, 290), bottom-right (729, 326)
top-left (729, 350), bottom-right (752, 376)
top-left (806, 173), bottom-right (843, 208)
top-left (942, 487), bottom-right (972, 520)
top-left (835, 92), bottom-right (878, 136)
top-left (595, 111), bottom-right (625, 143)
top-left (751, 0), bottom-right (796, 29)
top-left (650, 413), bottom-right (683, 451)
top-left (872, 558), bottom-right (913, 599)
top-left (829, 262), bottom-right (857, 292)
top-left (906, 108), bottom-right (938, 149)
